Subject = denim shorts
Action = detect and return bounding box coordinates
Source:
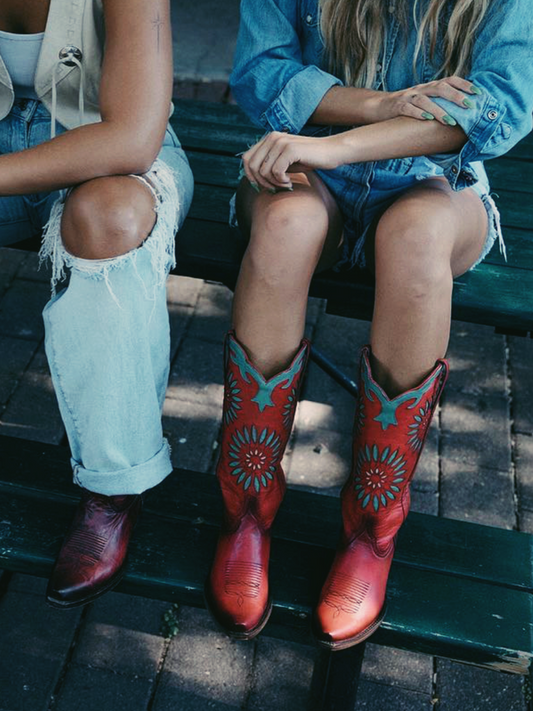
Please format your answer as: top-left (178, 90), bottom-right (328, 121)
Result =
top-left (314, 153), bottom-right (505, 271)
top-left (0, 99), bottom-right (194, 249)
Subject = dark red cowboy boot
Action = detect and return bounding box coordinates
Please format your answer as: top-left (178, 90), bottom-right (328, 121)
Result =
top-left (314, 346), bottom-right (448, 650)
top-left (205, 331), bottom-right (309, 639)
top-left (46, 490), bottom-right (142, 608)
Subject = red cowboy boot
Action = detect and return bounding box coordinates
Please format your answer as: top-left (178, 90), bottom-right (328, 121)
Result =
top-left (46, 490), bottom-right (142, 608)
top-left (205, 331), bottom-right (309, 639)
top-left (314, 346), bottom-right (448, 650)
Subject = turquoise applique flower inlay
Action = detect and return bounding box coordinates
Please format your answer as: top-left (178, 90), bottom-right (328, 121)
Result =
top-left (354, 444), bottom-right (407, 512)
top-left (407, 398), bottom-right (433, 452)
top-left (282, 387), bottom-right (297, 429)
top-left (228, 426), bottom-right (282, 492)
top-left (224, 372), bottom-right (242, 425)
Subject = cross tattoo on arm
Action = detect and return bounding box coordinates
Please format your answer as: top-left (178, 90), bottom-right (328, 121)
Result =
top-left (152, 11), bottom-right (165, 52)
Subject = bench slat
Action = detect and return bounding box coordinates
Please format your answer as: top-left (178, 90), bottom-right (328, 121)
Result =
top-left (0, 488), bottom-right (531, 674)
top-left (0, 436), bottom-right (531, 593)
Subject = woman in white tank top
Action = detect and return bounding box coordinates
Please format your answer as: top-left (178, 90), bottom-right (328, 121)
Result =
top-left (0, 0), bottom-right (194, 608)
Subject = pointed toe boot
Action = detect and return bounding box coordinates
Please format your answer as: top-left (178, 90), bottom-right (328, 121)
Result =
top-left (206, 331), bottom-right (309, 639)
top-left (47, 490), bottom-right (142, 608)
top-left (314, 346), bottom-right (448, 650)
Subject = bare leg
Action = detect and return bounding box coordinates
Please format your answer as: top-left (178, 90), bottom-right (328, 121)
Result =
top-left (370, 177), bottom-right (488, 396)
top-left (233, 173), bottom-right (343, 377)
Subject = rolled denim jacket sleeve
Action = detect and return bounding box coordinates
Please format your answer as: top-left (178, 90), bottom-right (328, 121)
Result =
top-left (229, 0), bottom-right (342, 133)
top-left (427, 0), bottom-right (533, 191)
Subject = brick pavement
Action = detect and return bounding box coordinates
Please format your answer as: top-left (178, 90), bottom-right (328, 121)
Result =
top-left (1, 1), bottom-right (532, 708)
top-left (0, 248), bottom-right (531, 711)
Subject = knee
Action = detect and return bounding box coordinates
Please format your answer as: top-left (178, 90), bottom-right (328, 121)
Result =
top-left (374, 211), bottom-right (452, 300)
top-left (246, 200), bottom-right (329, 284)
top-left (61, 178), bottom-right (156, 260)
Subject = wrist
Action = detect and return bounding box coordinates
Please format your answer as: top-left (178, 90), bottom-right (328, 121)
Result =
top-left (326, 132), bottom-right (360, 168)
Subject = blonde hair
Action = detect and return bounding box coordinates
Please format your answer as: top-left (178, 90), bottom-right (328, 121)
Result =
top-left (319, 0), bottom-right (492, 88)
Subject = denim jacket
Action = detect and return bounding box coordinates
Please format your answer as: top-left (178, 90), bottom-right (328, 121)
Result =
top-left (230, 0), bottom-right (533, 191)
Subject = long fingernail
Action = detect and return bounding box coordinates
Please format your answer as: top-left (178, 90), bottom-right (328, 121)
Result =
top-left (250, 182), bottom-right (261, 193)
top-left (463, 98), bottom-right (474, 109)
top-left (422, 112), bottom-right (435, 120)
top-left (470, 85), bottom-right (483, 95)
top-left (442, 115), bottom-right (457, 126)
top-left (268, 188), bottom-right (277, 194)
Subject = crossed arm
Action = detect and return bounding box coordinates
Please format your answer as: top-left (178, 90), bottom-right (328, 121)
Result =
top-left (243, 89), bottom-right (471, 191)
top-left (0, 0), bottom-right (173, 197)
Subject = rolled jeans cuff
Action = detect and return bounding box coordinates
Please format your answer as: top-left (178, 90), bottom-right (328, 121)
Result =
top-left (71, 438), bottom-right (173, 495)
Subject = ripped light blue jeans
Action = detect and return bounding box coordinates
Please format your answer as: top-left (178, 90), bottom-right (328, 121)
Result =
top-left (0, 99), bottom-right (194, 495)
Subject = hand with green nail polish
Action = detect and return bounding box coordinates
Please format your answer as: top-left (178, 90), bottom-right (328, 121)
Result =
top-left (442, 115), bottom-right (458, 126)
top-left (380, 75), bottom-right (482, 125)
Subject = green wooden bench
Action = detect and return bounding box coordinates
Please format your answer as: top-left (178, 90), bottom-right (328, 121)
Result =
top-left (1, 99), bottom-right (533, 710)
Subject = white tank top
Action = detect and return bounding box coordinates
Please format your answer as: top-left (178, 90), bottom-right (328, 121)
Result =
top-left (0, 29), bottom-right (44, 100)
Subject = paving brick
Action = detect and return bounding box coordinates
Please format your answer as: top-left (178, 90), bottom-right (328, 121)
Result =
top-left (509, 336), bottom-right (533, 435)
top-left (306, 296), bottom-right (324, 328)
top-left (287, 426), bottom-right (351, 494)
top-left (167, 274), bottom-right (203, 308)
top-left (247, 637), bottom-right (314, 711)
top-left (446, 322), bottom-right (506, 396)
top-left (410, 488), bottom-right (439, 515)
top-left (0, 591), bottom-right (81, 711)
top-left (0, 248), bottom-right (27, 285)
top-left (172, 0), bottom-right (240, 83)
top-left (515, 434), bottom-right (533, 511)
top-left (313, 314), bottom-right (370, 368)
top-left (152, 607), bottom-right (252, 711)
top-left (300, 361), bottom-right (357, 436)
top-left (435, 659), bottom-right (526, 711)
top-left (0, 347), bottom-right (65, 444)
top-left (186, 283), bottom-right (233, 344)
top-left (0, 349), bottom-right (65, 443)
top-left (354, 680), bottom-right (433, 710)
top-left (8, 572), bottom-right (48, 596)
top-left (440, 389), bottom-right (511, 473)
top-left (73, 593), bottom-right (169, 678)
top-left (412, 419), bottom-right (439, 494)
top-left (296, 397), bottom-right (354, 438)
top-left (362, 644), bottom-right (433, 694)
top-left (16, 252), bottom-right (52, 283)
top-left (167, 337), bottom-right (224, 406)
top-left (55, 665), bottom-right (153, 711)
top-left (0, 279), bottom-right (50, 340)
top-left (0, 336), bottom-right (39, 405)
top-left (163, 398), bottom-right (221, 472)
top-left (518, 509), bottom-right (533, 533)
top-left (440, 459), bottom-right (515, 529)
top-left (168, 302), bottom-right (194, 360)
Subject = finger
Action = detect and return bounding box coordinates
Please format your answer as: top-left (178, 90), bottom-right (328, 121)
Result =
top-left (247, 137), bottom-right (281, 191)
top-left (409, 94), bottom-right (453, 125)
top-left (431, 80), bottom-right (474, 109)
top-left (398, 96), bottom-right (435, 121)
top-left (269, 152), bottom-right (293, 188)
top-left (445, 75), bottom-right (483, 96)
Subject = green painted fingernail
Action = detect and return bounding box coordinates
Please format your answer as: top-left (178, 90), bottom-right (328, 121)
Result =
top-left (470, 85), bottom-right (483, 95)
top-left (442, 114), bottom-right (457, 126)
top-left (463, 98), bottom-right (474, 109)
top-left (268, 188), bottom-right (277, 194)
top-left (422, 112), bottom-right (435, 120)
top-left (250, 182), bottom-right (261, 193)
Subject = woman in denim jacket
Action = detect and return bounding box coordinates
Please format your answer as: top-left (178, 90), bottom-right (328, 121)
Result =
top-left (0, 0), bottom-right (193, 608)
top-left (205, 0), bottom-right (533, 649)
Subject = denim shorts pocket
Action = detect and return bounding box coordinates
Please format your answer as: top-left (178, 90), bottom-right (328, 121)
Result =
top-left (376, 156), bottom-right (415, 175)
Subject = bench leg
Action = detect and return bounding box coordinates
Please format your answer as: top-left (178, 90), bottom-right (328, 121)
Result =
top-left (308, 643), bottom-right (366, 711)
top-left (310, 346), bottom-right (358, 399)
